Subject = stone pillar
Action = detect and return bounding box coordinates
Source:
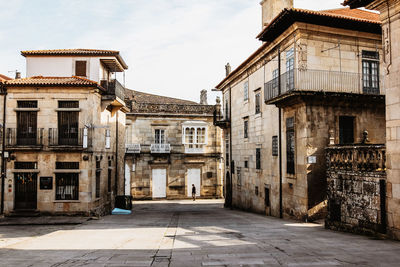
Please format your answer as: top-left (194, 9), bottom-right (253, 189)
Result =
top-left (260, 0), bottom-right (293, 28)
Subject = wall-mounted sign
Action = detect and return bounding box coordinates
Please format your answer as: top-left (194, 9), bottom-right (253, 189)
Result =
top-left (307, 156), bottom-right (317, 164)
top-left (40, 177), bottom-right (53, 190)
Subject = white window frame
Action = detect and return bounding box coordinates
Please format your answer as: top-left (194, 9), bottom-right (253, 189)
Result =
top-left (155, 129), bottom-right (165, 144)
top-left (182, 122), bottom-right (208, 145)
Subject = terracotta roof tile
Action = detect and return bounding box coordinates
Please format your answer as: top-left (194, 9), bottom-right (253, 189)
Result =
top-left (21, 48), bottom-right (120, 57)
top-left (342, 0), bottom-right (374, 8)
top-left (125, 89), bottom-right (199, 105)
top-left (4, 76), bottom-right (103, 89)
top-left (0, 74), bottom-right (12, 82)
top-left (319, 8), bottom-right (379, 22)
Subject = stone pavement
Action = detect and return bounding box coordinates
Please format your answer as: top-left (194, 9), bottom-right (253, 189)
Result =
top-left (0, 199), bottom-right (399, 266)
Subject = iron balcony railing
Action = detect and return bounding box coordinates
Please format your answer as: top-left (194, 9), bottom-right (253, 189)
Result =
top-left (125, 143), bottom-right (141, 153)
top-left (150, 143), bottom-right (171, 153)
top-left (264, 69), bottom-right (385, 102)
top-left (48, 128), bottom-right (92, 148)
top-left (5, 128), bottom-right (44, 147)
top-left (100, 79), bottom-right (125, 100)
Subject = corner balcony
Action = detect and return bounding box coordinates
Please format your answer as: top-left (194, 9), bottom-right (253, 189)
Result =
top-left (100, 79), bottom-right (125, 101)
top-left (48, 128), bottom-right (92, 150)
top-left (264, 69), bottom-right (384, 104)
top-left (5, 128), bottom-right (44, 149)
top-left (125, 143), bottom-right (141, 153)
top-left (150, 144), bottom-right (171, 154)
top-left (213, 109), bottom-right (230, 129)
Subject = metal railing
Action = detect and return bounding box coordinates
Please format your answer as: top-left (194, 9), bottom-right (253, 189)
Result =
top-left (326, 144), bottom-right (386, 172)
top-left (264, 69), bottom-right (385, 102)
top-left (100, 79), bottom-right (125, 100)
top-left (125, 143), bottom-right (141, 153)
top-left (150, 143), bottom-right (171, 153)
top-left (5, 128), bottom-right (44, 146)
top-left (48, 128), bottom-right (92, 148)
top-left (184, 146), bottom-right (205, 154)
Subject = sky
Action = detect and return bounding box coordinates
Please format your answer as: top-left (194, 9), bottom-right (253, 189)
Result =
top-left (0, 0), bottom-right (348, 103)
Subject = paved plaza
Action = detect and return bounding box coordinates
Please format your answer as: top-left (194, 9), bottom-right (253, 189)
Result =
top-left (0, 199), bottom-right (399, 266)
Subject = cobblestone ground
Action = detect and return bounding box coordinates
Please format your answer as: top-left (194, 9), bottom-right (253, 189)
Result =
top-left (0, 199), bottom-right (400, 266)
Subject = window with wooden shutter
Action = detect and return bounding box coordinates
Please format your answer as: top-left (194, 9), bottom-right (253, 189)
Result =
top-left (75, 61), bottom-right (87, 77)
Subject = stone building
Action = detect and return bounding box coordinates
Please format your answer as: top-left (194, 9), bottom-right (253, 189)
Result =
top-left (343, 0), bottom-right (400, 240)
top-left (0, 49), bottom-right (128, 216)
top-left (215, 0), bottom-right (385, 221)
top-left (124, 90), bottom-right (223, 200)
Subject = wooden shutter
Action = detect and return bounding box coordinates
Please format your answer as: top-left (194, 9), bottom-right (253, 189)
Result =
top-left (75, 61), bottom-right (87, 77)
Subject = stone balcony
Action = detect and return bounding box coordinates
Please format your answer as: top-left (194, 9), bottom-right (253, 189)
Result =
top-left (150, 144), bottom-right (171, 154)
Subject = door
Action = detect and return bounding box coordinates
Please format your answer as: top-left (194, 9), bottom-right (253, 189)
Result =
top-left (187, 168), bottom-right (201, 197)
top-left (17, 111), bottom-right (37, 145)
top-left (14, 173), bottom-right (37, 210)
top-left (152, 169), bottom-right (166, 198)
top-left (339, 116), bottom-right (355, 144)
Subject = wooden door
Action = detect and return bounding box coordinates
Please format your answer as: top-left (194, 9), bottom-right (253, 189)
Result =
top-left (14, 173), bottom-right (37, 210)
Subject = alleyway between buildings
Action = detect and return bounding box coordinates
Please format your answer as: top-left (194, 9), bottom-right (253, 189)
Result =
top-left (0, 199), bottom-right (399, 266)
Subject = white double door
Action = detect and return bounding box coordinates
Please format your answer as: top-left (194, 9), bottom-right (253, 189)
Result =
top-left (152, 169), bottom-right (166, 198)
top-left (187, 168), bottom-right (201, 197)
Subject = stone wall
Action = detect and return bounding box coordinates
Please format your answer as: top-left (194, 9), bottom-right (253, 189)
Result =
top-left (325, 145), bottom-right (387, 235)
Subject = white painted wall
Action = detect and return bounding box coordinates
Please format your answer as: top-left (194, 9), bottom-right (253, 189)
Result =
top-left (25, 56), bottom-right (117, 82)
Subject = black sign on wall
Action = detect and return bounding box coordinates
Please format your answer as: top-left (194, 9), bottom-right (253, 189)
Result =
top-left (40, 177), bottom-right (53, 190)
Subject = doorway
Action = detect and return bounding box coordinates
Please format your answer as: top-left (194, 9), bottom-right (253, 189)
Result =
top-left (187, 168), bottom-right (201, 197)
top-left (152, 169), bottom-right (166, 198)
top-left (14, 173), bottom-right (37, 210)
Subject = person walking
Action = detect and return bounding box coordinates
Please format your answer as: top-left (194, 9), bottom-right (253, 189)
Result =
top-left (192, 184), bottom-right (196, 201)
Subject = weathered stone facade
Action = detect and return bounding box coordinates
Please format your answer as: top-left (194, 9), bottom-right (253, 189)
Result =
top-left (344, 0), bottom-right (400, 241)
top-left (326, 145), bottom-right (386, 235)
top-left (0, 49), bottom-right (128, 216)
top-left (215, 4), bottom-right (385, 221)
top-left (125, 90), bottom-right (223, 200)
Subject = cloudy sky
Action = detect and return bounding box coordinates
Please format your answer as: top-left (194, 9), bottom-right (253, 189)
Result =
top-left (0, 0), bottom-right (347, 103)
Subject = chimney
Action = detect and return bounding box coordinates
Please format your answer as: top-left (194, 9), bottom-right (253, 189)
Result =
top-left (200, 89), bottom-right (208, 105)
top-left (15, 71), bottom-right (21, 79)
top-left (260, 0), bottom-right (293, 28)
top-left (225, 63), bottom-right (231, 77)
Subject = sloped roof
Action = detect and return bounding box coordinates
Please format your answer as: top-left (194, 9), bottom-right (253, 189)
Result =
top-left (125, 89), bottom-right (199, 105)
top-left (21, 48), bottom-right (128, 69)
top-left (0, 74), bottom-right (12, 82)
top-left (4, 76), bottom-right (104, 90)
top-left (257, 7), bottom-right (380, 41)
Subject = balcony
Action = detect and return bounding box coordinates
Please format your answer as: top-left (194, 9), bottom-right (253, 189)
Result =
top-left (125, 143), bottom-right (141, 153)
top-left (5, 128), bottom-right (44, 149)
top-left (48, 128), bottom-right (92, 149)
top-left (100, 79), bottom-right (125, 101)
top-left (326, 144), bottom-right (386, 172)
top-left (264, 69), bottom-right (384, 104)
top-left (150, 144), bottom-right (171, 153)
top-left (184, 146), bottom-right (205, 154)
top-left (213, 109), bottom-right (230, 129)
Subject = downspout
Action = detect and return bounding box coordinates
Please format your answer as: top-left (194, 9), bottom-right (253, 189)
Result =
top-left (115, 110), bottom-right (119, 195)
top-left (229, 86), bottom-right (233, 208)
top-left (1, 84), bottom-right (7, 214)
top-left (278, 47), bottom-right (283, 219)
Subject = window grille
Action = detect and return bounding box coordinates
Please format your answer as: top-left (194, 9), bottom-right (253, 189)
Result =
top-left (256, 148), bottom-right (261, 170)
top-left (56, 162), bottom-right (79, 169)
top-left (17, 101), bottom-right (37, 108)
top-left (255, 92), bottom-right (261, 114)
top-left (56, 173), bottom-right (79, 200)
top-left (15, 162), bottom-right (37, 169)
top-left (244, 81), bottom-right (249, 101)
top-left (272, 136), bottom-right (278, 156)
top-left (286, 117), bottom-right (295, 174)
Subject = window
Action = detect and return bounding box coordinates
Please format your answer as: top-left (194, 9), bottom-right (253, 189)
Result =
top-left (108, 160), bottom-right (112, 192)
top-left (255, 92), bottom-right (261, 114)
top-left (255, 186), bottom-right (259, 196)
top-left (244, 160), bottom-right (248, 168)
top-left (256, 148), bottom-right (261, 170)
top-left (155, 129), bottom-right (165, 144)
top-left (244, 118), bottom-right (248, 139)
top-left (362, 50), bottom-right (379, 94)
top-left (225, 99), bottom-right (229, 120)
top-left (265, 186), bottom-right (270, 207)
top-left (196, 128), bottom-right (206, 144)
top-left (105, 129), bottom-right (111, 149)
top-left (272, 69), bottom-right (279, 90)
top-left (244, 81), bottom-right (249, 101)
top-left (272, 136), bottom-right (278, 156)
top-left (16, 101), bottom-right (38, 146)
top-left (57, 101), bottom-right (79, 146)
top-left (286, 48), bottom-right (294, 91)
top-left (55, 173), bottom-right (79, 200)
top-left (339, 116), bottom-right (355, 144)
top-left (225, 133), bottom-right (229, 166)
top-left (96, 171), bottom-right (100, 198)
top-left (75, 61), bottom-right (87, 77)
top-left (286, 117), bottom-right (295, 174)
top-left (237, 167), bottom-right (241, 186)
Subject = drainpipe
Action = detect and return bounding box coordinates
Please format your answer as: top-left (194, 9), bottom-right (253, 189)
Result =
top-left (0, 84), bottom-right (7, 214)
top-left (278, 47), bottom-right (283, 219)
top-left (229, 86), bottom-right (232, 207)
top-left (115, 110), bottom-right (119, 196)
